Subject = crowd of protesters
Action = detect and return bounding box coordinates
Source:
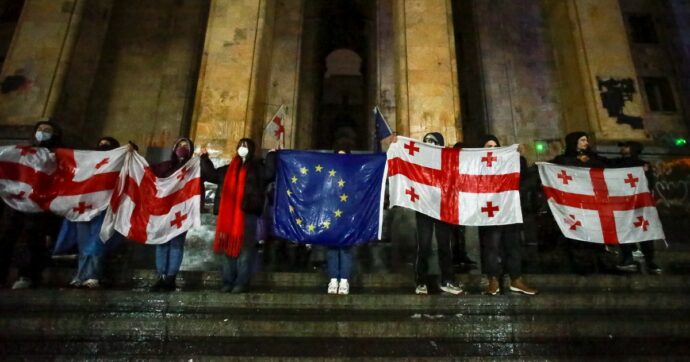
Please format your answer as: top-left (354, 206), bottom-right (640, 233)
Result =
top-left (0, 120), bottom-right (663, 297)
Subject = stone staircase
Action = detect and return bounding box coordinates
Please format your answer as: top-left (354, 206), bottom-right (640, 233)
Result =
top-left (1, 270), bottom-right (690, 360)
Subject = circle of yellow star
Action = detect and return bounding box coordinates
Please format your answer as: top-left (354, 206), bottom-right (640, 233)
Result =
top-left (340, 194), bottom-right (349, 202)
top-left (287, 190), bottom-right (292, 196)
top-left (291, 175), bottom-right (298, 183)
top-left (296, 218), bottom-right (302, 225)
top-left (300, 166), bottom-right (308, 175)
top-left (334, 209), bottom-right (343, 218)
top-left (315, 164), bottom-right (323, 172)
top-left (307, 224), bottom-right (316, 232)
top-left (337, 179), bottom-right (345, 188)
top-left (322, 220), bottom-right (331, 229)
top-left (328, 169), bottom-right (337, 177)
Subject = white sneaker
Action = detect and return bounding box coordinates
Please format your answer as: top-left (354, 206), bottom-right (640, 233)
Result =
top-left (439, 281), bottom-right (464, 295)
top-left (11, 277), bottom-right (32, 290)
top-left (415, 284), bottom-right (428, 295)
top-left (69, 278), bottom-right (82, 287)
top-left (337, 279), bottom-right (349, 295)
top-left (327, 279), bottom-right (338, 294)
top-left (82, 279), bottom-right (100, 289)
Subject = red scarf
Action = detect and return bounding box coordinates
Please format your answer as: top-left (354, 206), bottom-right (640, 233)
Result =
top-left (213, 156), bottom-right (247, 257)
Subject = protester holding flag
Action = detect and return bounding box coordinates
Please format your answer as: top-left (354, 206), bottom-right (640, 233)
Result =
top-left (0, 120), bottom-right (64, 289)
top-left (450, 142), bottom-right (477, 270)
top-left (326, 145), bottom-right (356, 295)
top-left (201, 138), bottom-right (273, 293)
top-left (549, 131), bottom-right (611, 274)
top-left (478, 135), bottom-right (537, 296)
top-left (413, 132), bottom-right (464, 296)
top-left (53, 137), bottom-right (124, 289)
top-left (612, 141), bottom-right (662, 274)
top-left (148, 137), bottom-right (195, 292)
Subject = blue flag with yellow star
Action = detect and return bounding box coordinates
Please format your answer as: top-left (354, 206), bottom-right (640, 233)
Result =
top-left (273, 150), bottom-right (387, 246)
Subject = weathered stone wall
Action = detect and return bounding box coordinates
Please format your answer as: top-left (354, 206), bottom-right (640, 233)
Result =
top-left (473, 0), bottom-right (563, 162)
top-left (191, 0), bottom-right (273, 160)
top-left (393, 0), bottom-right (461, 144)
top-left (0, 0), bottom-right (85, 127)
top-left (666, 0), bottom-right (690, 136)
top-left (619, 0), bottom-right (688, 145)
top-left (81, 0), bottom-right (208, 157)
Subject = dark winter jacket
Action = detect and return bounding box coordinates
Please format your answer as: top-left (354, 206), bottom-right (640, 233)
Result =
top-left (200, 151), bottom-right (276, 216)
top-left (151, 137), bottom-right (194, 178)
top-left (550, 132), bottom-right (608, 168)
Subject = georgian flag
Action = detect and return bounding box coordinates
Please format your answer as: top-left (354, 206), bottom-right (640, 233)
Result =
top-left (100, 152), bottom-right (201, 244)
top-left (386, 136), bottom-right (522, 226)
top-left (263, 105), bottom-right (286, 149)
top-left (537, 163), bottom-right (665, 244)
top-left (0, 145), bottom-right (127, 221)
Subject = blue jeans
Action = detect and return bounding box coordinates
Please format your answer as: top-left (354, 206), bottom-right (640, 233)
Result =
top-left (222, 245), bottom-right (256, 288)
top-left (76, 255), bottom-right (103, 281)
top-left (155, 232), bottom-right (186, 277)
top-left (326, 247), bottom-right (353, 279)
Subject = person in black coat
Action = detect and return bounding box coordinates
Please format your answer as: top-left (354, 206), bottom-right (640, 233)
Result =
top-left (200, 138), bottom-right (274, 293)
top-left (550, 131), bottom-right (611, 274)
top-left (478, 135), bottom-right (537, 296)
top-left (0, 120), bottom-right (64, 289)
top-left (612, 141), bottom-right (661, 274)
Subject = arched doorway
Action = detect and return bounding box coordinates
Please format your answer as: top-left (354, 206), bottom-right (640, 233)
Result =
top-left (295, 0), bottom-right (375, 150)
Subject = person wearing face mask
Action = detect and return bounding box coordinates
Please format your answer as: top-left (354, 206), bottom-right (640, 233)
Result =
top-left (413, 132), bottom-right (464, 296)
top-left (0, 120), bottom-right (65, 289)
top-left (148, 137), bottom-right (196, 292)
top-left (53, 137), bottom-right (124, 289)
top-left (200, 138), bottom-right (274, 293)
top-left (478, 135), bottom-right (537, 296)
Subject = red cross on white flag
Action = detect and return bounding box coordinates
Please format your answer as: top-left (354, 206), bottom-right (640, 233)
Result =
top-left (263, 105), bottom-right (287, 150)
top-left (100, 152), bottom-right (201, 244)
top-left (537, 163), bottom-right (665, 244)
top-left (0, 146), bottom-right (127, 221)
top-left (386, 136), bottom-right (522, 226)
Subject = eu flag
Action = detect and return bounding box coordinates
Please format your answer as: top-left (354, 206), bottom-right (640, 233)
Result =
top-left (273, 150), bottom-right (387, 247)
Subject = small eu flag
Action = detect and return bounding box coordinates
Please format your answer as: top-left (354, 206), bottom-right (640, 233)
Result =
top-left (273, 150), bottom-right (387, 247)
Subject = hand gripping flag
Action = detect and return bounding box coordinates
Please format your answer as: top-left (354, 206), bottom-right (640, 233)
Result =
top-left (273, 150), bottom-right (387, 246)
top-left (387, 136), bottom-right (522, 226)
top-left (538, 163), bottom-right (665, 244)
top-left (101, 152), bottom-right (201, 244)
top-left (0, 145), bottom-right (127, 221)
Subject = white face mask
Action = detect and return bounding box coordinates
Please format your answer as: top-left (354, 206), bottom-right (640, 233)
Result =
top-left (237, 146), bottom-right (249, 158)
top-left (35, 131), bottom-right (52, 143)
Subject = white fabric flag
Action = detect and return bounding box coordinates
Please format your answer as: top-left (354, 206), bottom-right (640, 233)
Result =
top-left (101, 152), bottom-right (201, 244)
top-left (263, 105), bottom-right (286, 149)
top-left (0, 145), bottom-right (127, 221)
top-left (386, 136), bottom-right (522, 226)
top-left (538, 162), bottom-right (665, 244)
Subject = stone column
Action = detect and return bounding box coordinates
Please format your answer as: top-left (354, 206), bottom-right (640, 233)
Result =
top-left (544, 0), bottom-right (649, 142)
top-left (393, 0), bottom-right (461, 144)
top-left (0, 0), bottom-right (86, 126)
top-left (191, 0), bottom-right (274, 159)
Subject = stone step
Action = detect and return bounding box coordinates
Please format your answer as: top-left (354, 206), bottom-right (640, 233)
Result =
top-left (39, 268), bottom-right (690, 292)
top-left (1, 290), bottom-right (689, 314)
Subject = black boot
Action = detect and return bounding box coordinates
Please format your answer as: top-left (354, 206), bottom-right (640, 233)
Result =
top-left (164, 275), bottom-right (177, 292)
top-left (149, 276), bottom-right (166, 292)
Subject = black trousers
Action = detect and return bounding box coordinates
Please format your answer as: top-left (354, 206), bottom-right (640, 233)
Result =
top-left (415, 213), bottom-right (454, 284)
top-left (0, 206), bottom-right (58, 285)
top-left (620, 241), bottom-right (655, 264)
top-left (479, 225), bottom-right (521, 279)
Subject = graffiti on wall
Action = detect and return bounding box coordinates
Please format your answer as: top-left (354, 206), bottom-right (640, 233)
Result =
top-left (652, 156), bottom-right (690, 243)
top-left (597, 77), bottom-right (644, 129)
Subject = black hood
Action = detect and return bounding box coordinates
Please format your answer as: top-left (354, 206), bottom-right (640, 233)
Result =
top-left (564, 131), bottom-right (588, 156)
top-left (97, 136), bottom-right (120, 151)
top-left (170, 137), bottom-right (195, 163)
top-left (619, 141), bottom-right (644, 157)
top-left (479, 134), bottom-right (501, 148)
top-left (32, 120), bottom-right (63, 148)
top-left (422, 132), bottom-right (445, 146)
